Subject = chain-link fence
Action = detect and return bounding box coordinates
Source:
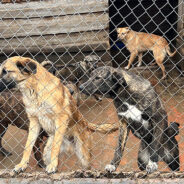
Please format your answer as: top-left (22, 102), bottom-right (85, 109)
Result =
top-left (0, 0), bottom-right (183, 182)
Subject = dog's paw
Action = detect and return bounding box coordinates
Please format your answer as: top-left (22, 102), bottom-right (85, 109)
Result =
top-left (105, 164), bottom-right (116, 172)
top-left (96, 97), bottom-right (102, 102)
top-left (124, 66), bottom-right (130, 70)
top-left (146, 160), bottom-right (158, 174)
top-left (13, 163), bottom-right (28, 174)
top-left (137, 62), bottom-right (142, 67)
top-left (161, 75), bottom-right (166, 80)
top-left (46, 164), bottom-right (57, 174)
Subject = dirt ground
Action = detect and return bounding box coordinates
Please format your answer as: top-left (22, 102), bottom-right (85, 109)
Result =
top-left (0, 64), bottom-right (183, 174)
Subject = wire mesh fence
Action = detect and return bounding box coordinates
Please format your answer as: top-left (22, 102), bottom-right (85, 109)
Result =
top-left (0, 0), bottom-right (183, 181)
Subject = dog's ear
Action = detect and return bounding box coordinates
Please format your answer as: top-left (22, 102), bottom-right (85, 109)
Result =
top-left (112, 71), bottom-right (127, 87)
top-left (124, 27), bottom-right (130, 31)
top-left (16, 60), bottom-right (37, 74)
top-left (167, 122), bottom-right (179, 137)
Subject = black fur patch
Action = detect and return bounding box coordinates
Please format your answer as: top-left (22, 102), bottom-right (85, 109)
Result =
top-left (141, 113), bottom-right (149, 121)
top-left (167, 122), bottom-right (179, 137)
top-left (113, 71), bottom-right (127, 87)
top-left (0, 79), bottom-right (16, 92)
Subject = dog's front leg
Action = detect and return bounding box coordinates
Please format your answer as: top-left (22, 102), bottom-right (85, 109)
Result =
top-left (146, 125), bottom-right (162, 173)
top-left (146, 140), bottom-right (159, 174)
top-left (105, 120), bottom-right (129, 172)
top-left (125, 52), bottom-right (137, 70)
top-left (46, 115), bottom-right (68, 174)
top-left (137, 53), bottom-right (143, 67)
top-left (14, 117), bottom-right (40, 173)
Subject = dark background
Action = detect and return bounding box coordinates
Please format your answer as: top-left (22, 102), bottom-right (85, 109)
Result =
top-left (109, 0), bottom-right (179, 67)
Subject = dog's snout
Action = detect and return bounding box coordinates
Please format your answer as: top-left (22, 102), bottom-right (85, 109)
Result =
top-left (2, 69), bottom-right (7, 75)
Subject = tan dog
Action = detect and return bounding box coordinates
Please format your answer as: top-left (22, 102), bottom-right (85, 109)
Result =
top-left (0, 56), bottom-right (118, 174)
top-left (117, 27), bottom-right (176, 79)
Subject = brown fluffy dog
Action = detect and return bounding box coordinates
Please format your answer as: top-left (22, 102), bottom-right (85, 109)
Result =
top-left (117, 27), bottom-right (176, 79)
top-left (0, 56), bottom-right (117, 174)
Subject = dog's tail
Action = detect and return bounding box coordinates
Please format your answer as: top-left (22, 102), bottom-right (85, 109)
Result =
top-left (85, 121), bottom-right (119, 134)
top-left (41, 60), bottom-right (57, 75)
top-left (165, 45), bottom-right (176, 57)
top-left (41, 60), bottom-right (53, 67)
top-left (166, 122), bottom-right (179, 137)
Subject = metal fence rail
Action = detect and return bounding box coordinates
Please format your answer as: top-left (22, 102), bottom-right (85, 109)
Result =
top-left (0, 0), bottom-right (183, 181)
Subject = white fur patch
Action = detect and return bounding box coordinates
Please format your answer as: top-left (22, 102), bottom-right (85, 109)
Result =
top-left (118, 103), bottom-right (142, 122)
top-left (140, 148), bottom-right (150, 164)
top-left (146, 160), bottom-right (158, 174)
top-left (164, 149), bottom-right (172, 160)
top-left (137, 62), bottom-right (142, 67)
top-left (105, 164), bottom-right (116, 172)
top-left (80, 61), bottom-right (87, 71)
top-left (124, 65), bottom-right (129, 70)
top-left (118, 102), bottom-right (149, 129)
top-left (142, 120), bottom-right (149, 129)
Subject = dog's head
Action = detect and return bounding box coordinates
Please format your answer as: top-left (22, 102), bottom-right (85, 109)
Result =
top-left (80, 55), bottom-right (100, 72)
top-left (0, 56), bottom-right (37, 90)
top-left (117, 27), bottom-right (130, 40)
top-left (79, 66), bottom-right (127, 98)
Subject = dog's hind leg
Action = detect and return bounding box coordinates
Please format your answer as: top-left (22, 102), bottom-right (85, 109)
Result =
top-left (105, 120), bottom-right (129, 172)
top-left (163, 151), bottom-right (180, 171)
top-left (33, 132), bottom-right (46, 168)
top-left (157, 62), bottom-right (166, 80)
top-left (145, 121), bottom-right (164, 173)
top-left (162, 145), bottom-right (180, 171)
top-left (153, 50), bottom-right (166, 79)
top-left (74, 130), bottom-right (91, 169)
top-left (162, 123), bottom-right (180, 171)
top-left (137, 140), bottom-right (150, 171)
top-left (138, 140), bottom-right (158, 173)
top-left (46, 116), bottom-right (68, 174)
top-left (0, 122), bottom-right (12, 156)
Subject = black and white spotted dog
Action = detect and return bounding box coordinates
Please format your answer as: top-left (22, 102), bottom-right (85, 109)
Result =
top-left (79, 66), bottom-right (180, 173)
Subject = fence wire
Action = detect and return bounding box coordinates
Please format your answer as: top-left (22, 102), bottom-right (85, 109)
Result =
top-left (0, 0), bottom-right (183, 180)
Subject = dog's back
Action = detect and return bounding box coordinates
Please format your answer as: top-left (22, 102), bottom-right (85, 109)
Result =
top-left (124, 29), bottom-right (169, 52)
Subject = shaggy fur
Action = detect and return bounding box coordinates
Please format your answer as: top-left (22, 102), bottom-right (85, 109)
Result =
top-left (0, 56), bottom-right (118, 174)
top-left (42, 55), bottom-right (101, 104)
